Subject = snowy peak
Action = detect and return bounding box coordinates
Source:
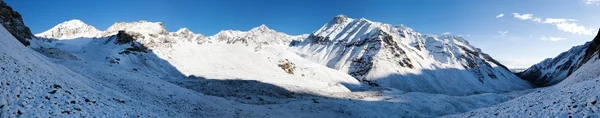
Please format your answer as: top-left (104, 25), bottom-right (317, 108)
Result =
top-left (61, 19), bottom-right (87, 26)
top-left (176, 28), bottom-right (193, 34)
top-left (250, 24), bottom-right (271, 32)
top-left (105, 20), bottom-right (168, 36)
top-left (35, 19), bottom-right (102, 39)
top-left (291, 15), bottom-right (532, 95)
top-left (332, 14), bottom-right (350, 24)
top-left (171, 27), bottom-right (202, 40)
top-left (208, 24), bottom-right (295, 46)
top-left (174, 28), bottom-right (195, 36)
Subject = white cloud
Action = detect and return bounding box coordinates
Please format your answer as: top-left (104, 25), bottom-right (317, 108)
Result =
top-left (586, 0), bottom-right (600, 5)
top-left (540, 36), bottom-right (566, 41)
top-left (512, 13), bottom-right (534, 20)
top-left (532, 18), bottom-right (542, 23)
top-left (510, 13), bottom-right (596, 35)
top-left (554, 22), bottom-right (595, 35)
top-left (496, 14), bottom-right (505, 18)
top-left (442, 32), bottom-right (451, 35)
top-left (497, 31), bottom-right (508, 35)
top-left (543, 18), bottom-right (577, 24)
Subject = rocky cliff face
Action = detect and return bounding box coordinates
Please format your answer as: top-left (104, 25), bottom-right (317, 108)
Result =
top-left (579, 29), bottom-right (600, 67)
top-left (0, 1), bottom-right (33, 46)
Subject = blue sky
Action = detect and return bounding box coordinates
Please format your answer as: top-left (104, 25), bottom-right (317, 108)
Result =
top-left (5, 0), bottom-right (600, 68)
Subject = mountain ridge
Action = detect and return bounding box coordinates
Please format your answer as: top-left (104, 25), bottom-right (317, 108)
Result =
top-left (289, 15), bottom-right (533, 95)
top-left (519, 29), bottom-right (600, 87)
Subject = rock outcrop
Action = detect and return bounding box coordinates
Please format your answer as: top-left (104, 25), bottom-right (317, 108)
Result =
top-left (0, 1), bottom-right (33, 45)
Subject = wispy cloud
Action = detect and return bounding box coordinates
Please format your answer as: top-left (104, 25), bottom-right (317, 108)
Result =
top-left (510, 13), bottom-right (595, 35)
top-left (586, 0), bottom-right (600, 5)
top-left (497, 31), bottom-right (508, 35)
top-left (540, 36), bottom-right (566, 41)
top-left (496, 14), bottom-right (505, 18)
top-left (442, 32), bottom-right (451, 35)
top-left (543, 18), bottom-right (577, 24)
top-left (512, 13), bottom-right (533, 20)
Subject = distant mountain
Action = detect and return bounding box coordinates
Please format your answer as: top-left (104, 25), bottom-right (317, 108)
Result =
top-left (518, 43), bottom-right (589, 86)
top-left (35, 19), bottom-right (103, 39)
top-left (289, 15), bottom-right (532, 95)
top-left (519, 29), bottom-right (600, 87)
top-left (508, 68), bottom-right (527, 73)
top-left (448, 29), bottom-right (600, 118)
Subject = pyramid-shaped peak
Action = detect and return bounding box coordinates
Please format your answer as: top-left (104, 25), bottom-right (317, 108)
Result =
top-left (257, 24), bottom-right (269, 29)
top-left (176, 28), bottom-right (193, 34)
top-left (35, 19), bottom-right (102, 39)
top-left (250, 24), bottom-right (272, 32)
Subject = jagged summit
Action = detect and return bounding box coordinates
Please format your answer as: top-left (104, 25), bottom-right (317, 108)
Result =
top-left (331, 14), bottom-right (351, 24)
top-left (176, 28), bottom-right (192, 34)
top-left (207, 24), bottom-right (297, 46)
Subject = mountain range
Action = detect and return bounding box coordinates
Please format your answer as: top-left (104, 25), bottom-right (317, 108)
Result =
top-left (31, 14), bottom-right (533, 95)
top-left (1, 1), bottom-right (599, 117)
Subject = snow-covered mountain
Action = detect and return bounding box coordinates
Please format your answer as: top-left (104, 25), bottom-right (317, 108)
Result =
top-left (33, 16), bottom-right (532, 96)
top-left (518, 43), bottom-right (589, 86)
top-left (35, 19), bottom-right (103, 39)
top-left (447, 30), bottom-right (600, 118)
top-left (289, 15), bottom-right (533, 95)
top-left (207, 24), bottom-right (298, 46)
top-left (0, 24), bottom-right (240, 117)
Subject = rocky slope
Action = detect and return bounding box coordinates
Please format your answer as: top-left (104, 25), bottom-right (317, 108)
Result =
top-left (289, 15), bottom-right (533, 95)
top-left (0, 1), bottom-right (32, 45)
